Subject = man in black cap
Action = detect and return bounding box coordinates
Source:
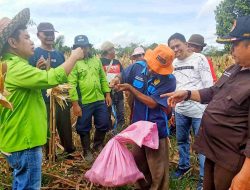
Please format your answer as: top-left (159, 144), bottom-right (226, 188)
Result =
top-left (162, 16), bottom-right (250, 190)
top-left (29, 22), bottom-right (75, 158)
top-left (68, 35), bottom-right (111, 162)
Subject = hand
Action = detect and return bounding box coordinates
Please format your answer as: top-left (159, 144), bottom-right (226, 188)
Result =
top-left (110, 77), bottom-right (120, 88)
top-left (72, 102), bottom-right (82, 117)
top-left (36, 56), bottom-right (48, 70)
top-left (105, 93), bottom-right (112, 107)
top-left (160, 90), bottom-right (188, 107)
top-left (116, 83), bottom-right (132, 92)
top-left (169, 115), bottom-right (175, 126)
top-left (229, 172), bottom-right (250, 190)
top-left (70, 47), bottom-right (85, 61)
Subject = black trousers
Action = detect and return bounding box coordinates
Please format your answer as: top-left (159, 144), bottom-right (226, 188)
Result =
top-left (46, 101), bottom-right (74, 153)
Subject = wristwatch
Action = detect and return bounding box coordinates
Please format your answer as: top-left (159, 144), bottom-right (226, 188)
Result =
top-left (184, 90), bottom-right (191, 101)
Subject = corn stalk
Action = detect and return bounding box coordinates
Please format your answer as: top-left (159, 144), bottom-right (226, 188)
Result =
top-left (0, 61), bottom-right (12, 110)
top-left (47, 84), bottom-right (72, 164)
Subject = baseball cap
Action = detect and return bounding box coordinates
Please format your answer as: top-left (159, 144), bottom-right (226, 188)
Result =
top-left (73, 35), bottom-right (91, 47)
top-left (37, 22), bottom-right (57, 32)
top-left (217, 16), bottom-right (250, 43)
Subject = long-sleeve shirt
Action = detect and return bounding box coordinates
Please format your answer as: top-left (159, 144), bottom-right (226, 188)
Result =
top-left (194, 64), bottom-right (250, 172)
top-left (0, 53), bottom-right (67, 153)
top-left (68, 57), bottom-right (110, 104)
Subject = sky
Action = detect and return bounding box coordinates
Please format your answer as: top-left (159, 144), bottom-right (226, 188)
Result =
top-left (0, 0), bottom-right (224, 49)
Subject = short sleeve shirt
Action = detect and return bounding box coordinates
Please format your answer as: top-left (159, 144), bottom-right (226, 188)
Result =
top-left (29, 47), bottom-right (65, 102)
top-left (122, 61), bottom-right (176, 138)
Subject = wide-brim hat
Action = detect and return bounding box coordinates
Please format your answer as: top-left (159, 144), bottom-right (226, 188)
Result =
top-left (217, 16), bottom-right (250, 44)
top-left (101, 41), bottom-right (114, 52)
top-left (144, 44), bottom-right (175, 75)
top-left (0, 8), bottom-right (30, 56)
top-left (188, 34), bottom-right (207, 47)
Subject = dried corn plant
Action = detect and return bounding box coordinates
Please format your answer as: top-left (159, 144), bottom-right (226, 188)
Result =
top-left (47, 84), bottom-right (72, 164)
top-left (211, 54), bottom-right (235, 78)
top-left (47, 84), bottom-right (72, 109)
top-left (0, 61), bottom-right (12, 110)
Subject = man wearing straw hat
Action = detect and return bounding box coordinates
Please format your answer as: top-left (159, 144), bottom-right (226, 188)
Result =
top-left (110, 44), bottom-right (176, 190)
top-left (162, 16), bottom-right (250, 190)
top-left (0, 8), bottom-right (84, 189)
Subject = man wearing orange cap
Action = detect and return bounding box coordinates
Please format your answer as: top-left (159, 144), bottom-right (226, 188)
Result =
top-left (0, 9), bottom-right (84, 189)
top-left (110, 44), bottom-right (176, 190)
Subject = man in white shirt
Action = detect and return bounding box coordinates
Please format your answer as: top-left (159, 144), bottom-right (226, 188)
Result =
top-left (168, 33), bottom-right (213, 190)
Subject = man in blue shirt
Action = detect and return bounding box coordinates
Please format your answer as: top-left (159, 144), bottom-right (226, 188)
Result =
top-left (110, 44), bottom-right (176, 190)
top-left (29, 22), bottom-right (75, 158)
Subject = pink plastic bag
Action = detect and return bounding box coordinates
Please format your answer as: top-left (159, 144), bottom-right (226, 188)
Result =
top-left (84, 121), bottom-right (159, 187)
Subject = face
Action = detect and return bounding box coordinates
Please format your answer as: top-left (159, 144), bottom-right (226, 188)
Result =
top-left (37, 31), bottom-right (55, 46)
top-left (188, 43), bottom-right (203, 53)
top-left (82, 46), bottom-right (91, 58)
top-left (107, 47), bottom-right (115, 59)
top-left (169, 39), bottom-right (189, 60)
top-left (132, 54), bottom-right (144, 62)
top-left (8, 29), bottom-right (34, 59)
top-left (231, 40), bottom-right (250, 67)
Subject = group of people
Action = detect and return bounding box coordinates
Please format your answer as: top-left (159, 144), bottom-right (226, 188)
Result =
top-left (0, 8), bottom-right (250, 190)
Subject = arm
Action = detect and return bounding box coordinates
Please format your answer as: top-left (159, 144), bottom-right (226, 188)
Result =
top-left (160, 90), bottom-right (201, 107)
top-left (61, 48), bottom-right (84, 75)
top-left (130, 85), bottom-right (158, 109)
top-left (160, 84), bottom-right (217, 107)
top-left (68, 65), bottom-right (82, 116)
top-left (68, 64), bottom-right (79, 102)
top-left (98, 59), bottom-right (111, 94)
top-left (230, 157), bottom-right (250, 190)
top-left (9, 48), bottom-right (84, 89)
top-left (116, 83), bottom-right (158, 109)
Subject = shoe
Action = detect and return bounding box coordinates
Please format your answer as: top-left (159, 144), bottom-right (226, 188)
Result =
top-left (93, 130), bottom-right (106, 152)
top-left (84, 150), bottom-right (94, 163)
top-left (171, 167), bottom-right (191, 179)
top-left (197, 176), bottom-right (204, 190)
top-left (65, 146), bottom-right (76, 154)
top-left (80, 133), bottom-right (94, 163)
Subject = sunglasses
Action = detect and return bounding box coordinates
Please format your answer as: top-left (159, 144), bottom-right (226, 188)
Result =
top-left (43, 31), bottom-right (55, 36)
top-left (133, 53), bottom-right (144, 58)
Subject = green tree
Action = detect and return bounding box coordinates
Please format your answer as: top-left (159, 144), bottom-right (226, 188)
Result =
top-left (54, 35), bottom-right (71, 53)
top-left (203, 45), bottom-right (225, 57)
top-left (215, 0), bottom-right (250, 51)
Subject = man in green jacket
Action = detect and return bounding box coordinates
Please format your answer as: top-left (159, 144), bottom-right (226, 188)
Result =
top-left (0, 8), bottom-right (84, 189)
top-left (68, 35), bottom-right (111, 162)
